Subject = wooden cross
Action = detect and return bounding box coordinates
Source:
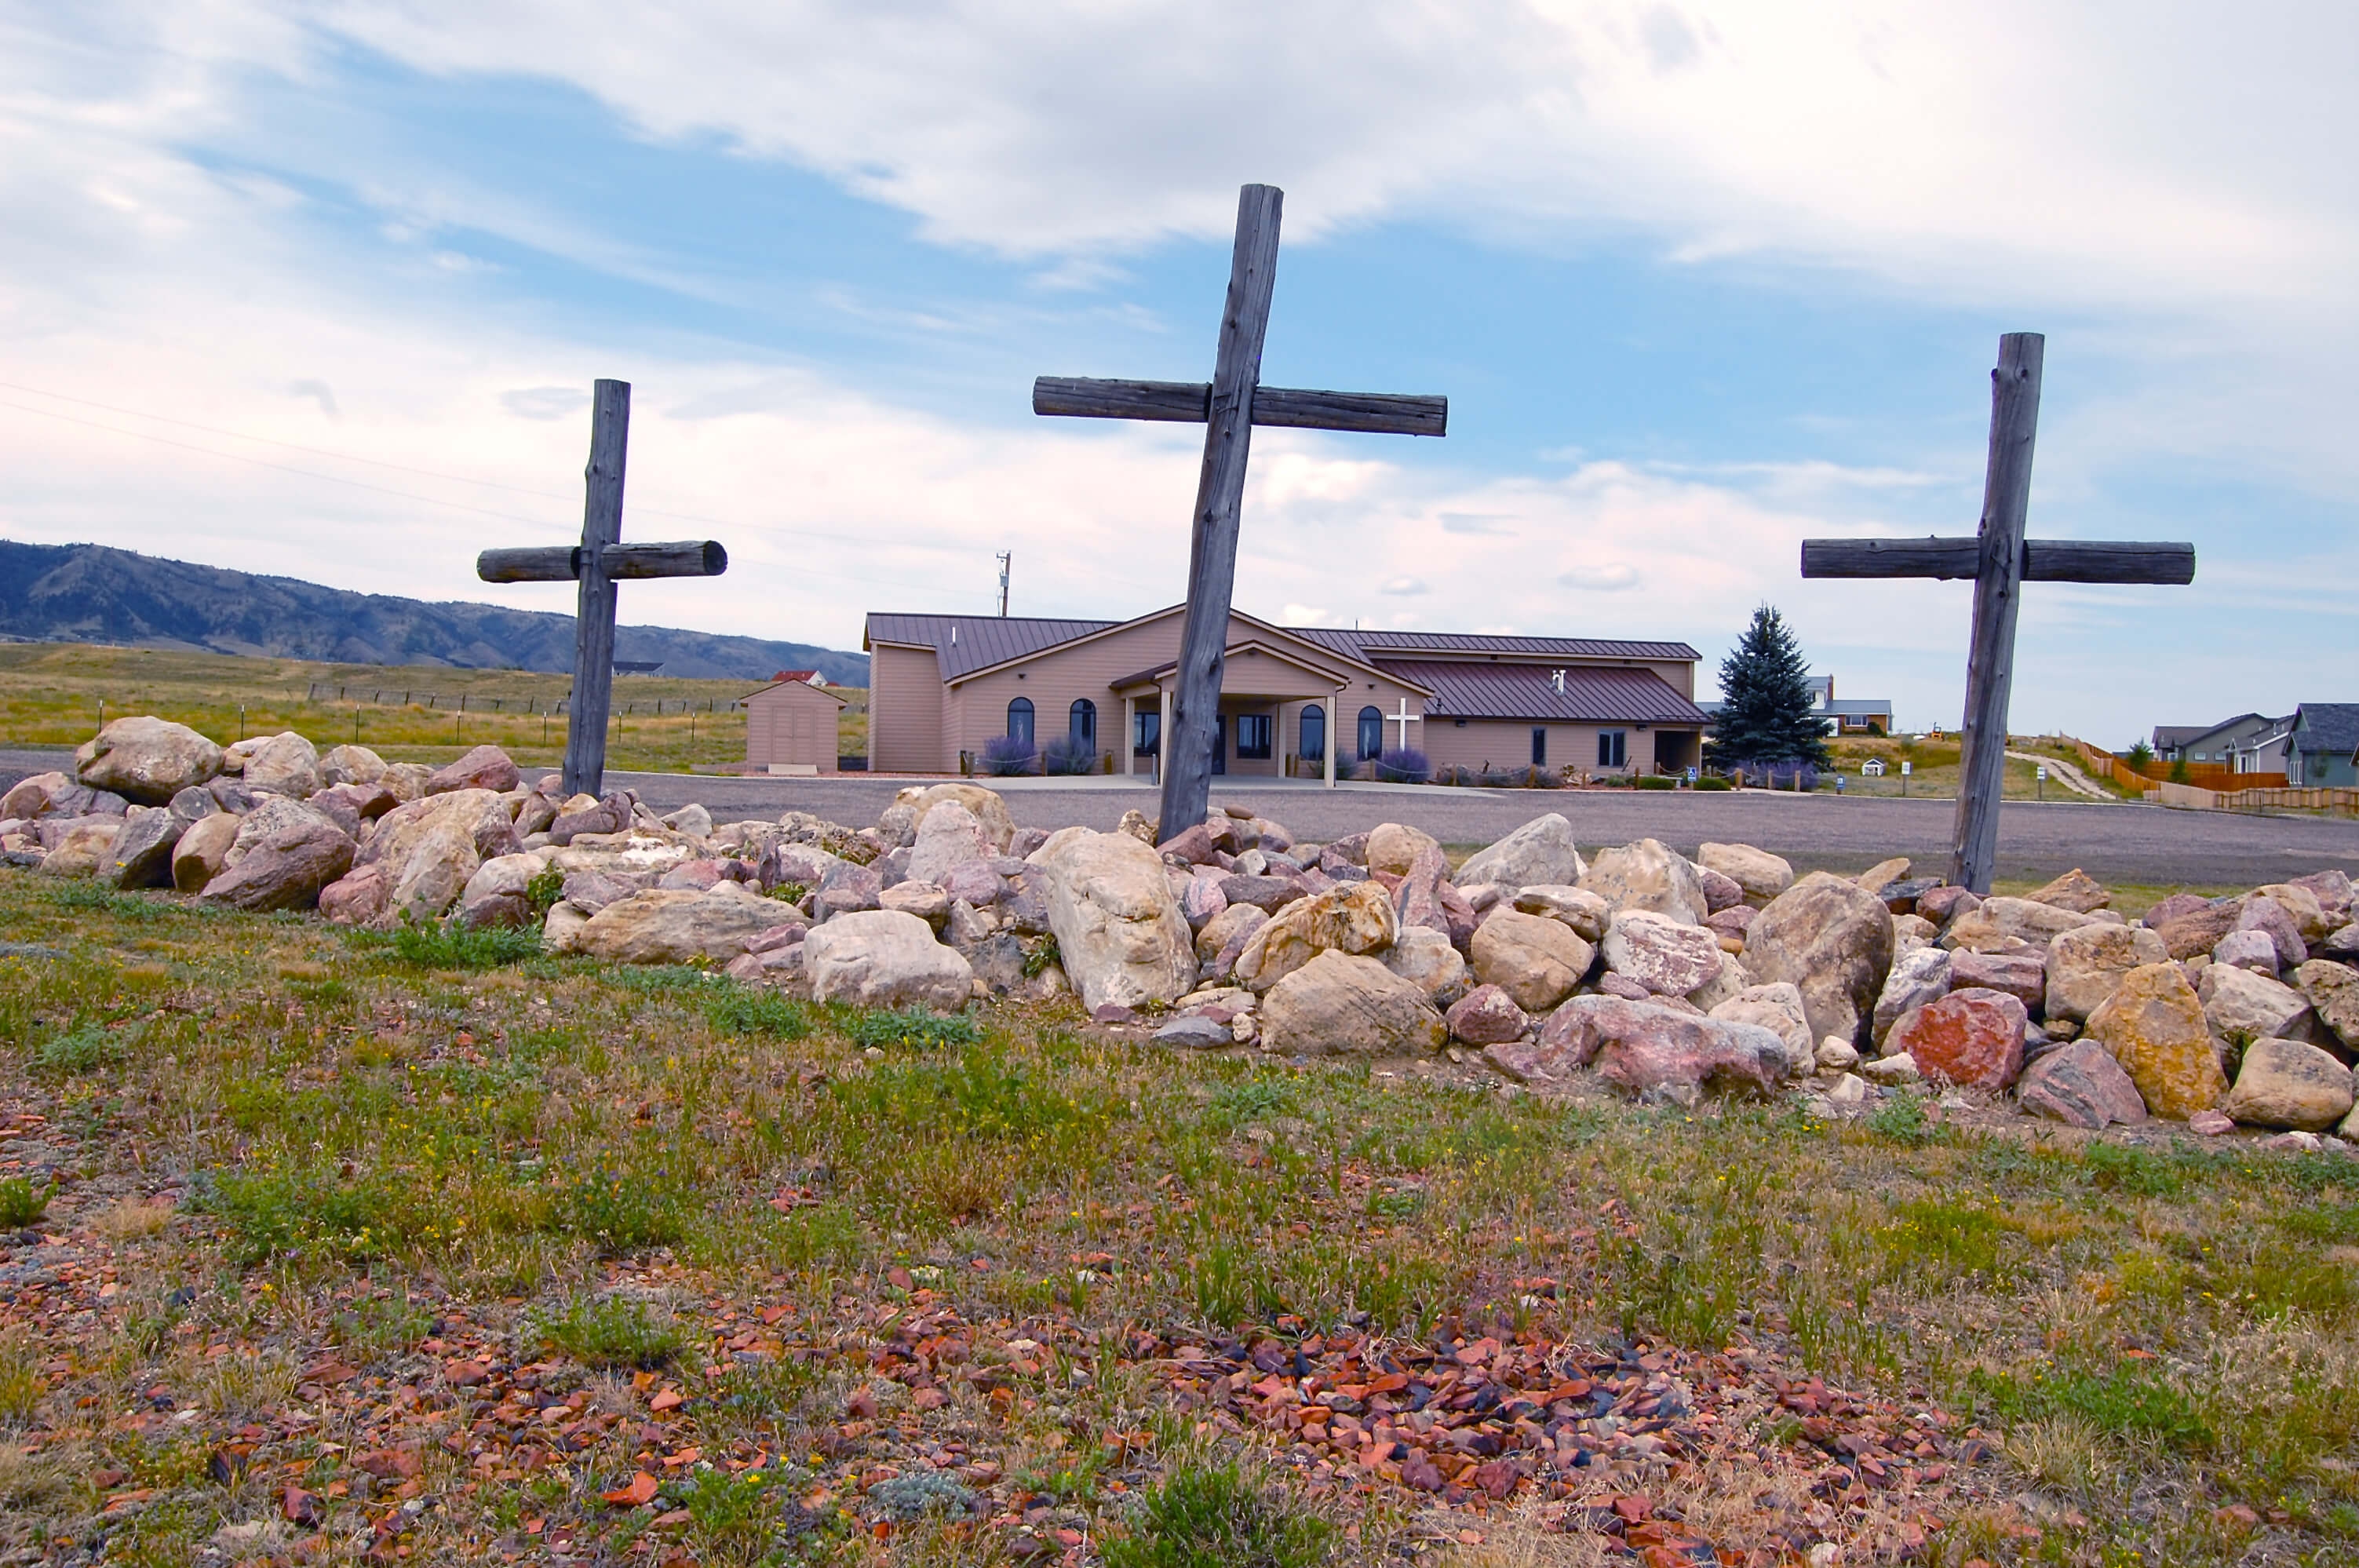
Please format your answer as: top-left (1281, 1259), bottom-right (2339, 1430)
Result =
top-left (1389, 697), bottom-right (1420, 752)
top-left (1800, 334), bottom-right (2195, 893)
top-left (475, 378), bottom-right (728, 798)
top-left (1034, 183), bottom-right (1446, 834)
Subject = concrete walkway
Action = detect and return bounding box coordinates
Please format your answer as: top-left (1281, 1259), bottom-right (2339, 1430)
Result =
top-left (2006, 749), bottom-right (2111, 801)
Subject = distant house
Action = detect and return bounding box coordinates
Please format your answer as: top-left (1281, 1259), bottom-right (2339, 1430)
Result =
top-left (2284, 704), bottom-right (2359, 788)
top-left (2152, 713), bottom-right (2276, 766)
top-left (2230, 717), bottom-right (2297, 776)
top-left (1699, 672), bottom-right (1891, 735)
top-left (744, 671), bottom-right (847, 775)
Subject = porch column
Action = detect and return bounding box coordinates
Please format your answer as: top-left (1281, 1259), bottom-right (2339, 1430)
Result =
top-left (1159, 683), bottom-right (1174, 791)
top-left (1323, 689), bottom-right (1336, 789)
top-left (1121, 695), bottom-right (1136, 776)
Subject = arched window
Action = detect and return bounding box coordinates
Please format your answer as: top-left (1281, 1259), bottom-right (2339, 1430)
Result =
top-left (1298, 704), bottom-right (1325, 762)
top-left (1006, 696), bottom-right (1034, 746)
top-left (1069, 698), bottom-right (1096, 750)
top-left (1358, 706), bottom-right (1384, 761)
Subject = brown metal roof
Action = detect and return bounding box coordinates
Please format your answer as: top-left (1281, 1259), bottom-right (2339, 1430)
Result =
top-left (1379, 660), bottom-right (1709, 725)
top-left (1288, 626), bottom-right (1701, 663)
top-left (864, 612), bottom-right (1118, 680)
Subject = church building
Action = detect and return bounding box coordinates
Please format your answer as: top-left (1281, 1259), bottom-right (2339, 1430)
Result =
top-left (862, 606), bottom-right (1708, 781)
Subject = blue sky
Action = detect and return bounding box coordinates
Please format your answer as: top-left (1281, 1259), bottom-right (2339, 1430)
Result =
top-left (2, 2), bottom-right (2353, 745)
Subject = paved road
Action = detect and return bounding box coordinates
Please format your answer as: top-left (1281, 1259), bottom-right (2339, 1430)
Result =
top-left (8, 746), bottom-right (2354, 888)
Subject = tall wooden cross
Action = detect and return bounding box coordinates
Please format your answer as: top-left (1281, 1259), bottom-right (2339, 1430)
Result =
top-left (1033, 183), bottom-right (1446, 833)
top-left (476, 378), bottom-right (728, 798)
top-left (1800, 334), bottom-right (2195, 893)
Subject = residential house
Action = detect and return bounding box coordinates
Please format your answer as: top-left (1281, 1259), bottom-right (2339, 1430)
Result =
top-left (2229, 717), bottom-right (2297, 776)
top-left (2152, 713), bottom-right (2277, 766)
top-left (862, 607), bottom-right (1708, 780)
top-left (743, 670), bottom-right (847, 775)
top-left (2284, 704), bottom-right (2359, 788)
top-left (1700, 673), bottom-right (1892, 735)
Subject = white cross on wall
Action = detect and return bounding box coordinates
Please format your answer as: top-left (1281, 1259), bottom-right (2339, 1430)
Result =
top-left (1390, 698), bottom-right (1420, 749)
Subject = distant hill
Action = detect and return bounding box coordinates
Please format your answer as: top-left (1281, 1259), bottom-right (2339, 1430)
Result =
top-left (0, 541), bottom-right (869, 686)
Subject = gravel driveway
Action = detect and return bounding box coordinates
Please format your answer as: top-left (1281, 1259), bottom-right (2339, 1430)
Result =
top-left (9, 746), bottom-right (2354, 888)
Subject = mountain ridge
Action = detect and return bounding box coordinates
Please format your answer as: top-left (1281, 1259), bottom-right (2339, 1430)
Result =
top-left (0, 541), bottom-right (870, 686)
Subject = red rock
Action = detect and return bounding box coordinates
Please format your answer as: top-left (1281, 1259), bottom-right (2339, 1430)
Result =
top-left (1884, 987), bottom-right (2027, 1090)
top-left (2188, 1107), bottom-right (2235, 1136)
top-left (2016, 1037), bottom-right (2148, 1129)
top-left (1916, 885), bottom-right (1981, 924)
top-left (1495, 995), bottom-right (1788, 1097)
top-left (1949, 950), bottom-right (2044, 1012)
top-left (426, 744), bottom-right (520, 796)
top-left (2152, 903), bottom-right (2239, 961)
top-left (600, 1471), bottom-right (660, 1507)
top-left (2142, 892), bottom-right (2214, 929)
top-left (283, 1486), bottom-right (322, 1526)
top-left (2236, 896), bottom-right (2306, 971)
top-left (1394, 845), bottom-right (1477, 946)
top-left (1446, 984), bottom-right (1530, 1045)
top-left (318, 863), bottom-right (390, 927)
top-left (1156, 823), bottom-right (1221, 866)
top-left (443, 1359), bottom-right (492, 1387)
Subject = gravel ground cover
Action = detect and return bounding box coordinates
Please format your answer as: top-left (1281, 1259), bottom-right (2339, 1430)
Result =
top-left (4, 870), bottom-right (2359, 1566)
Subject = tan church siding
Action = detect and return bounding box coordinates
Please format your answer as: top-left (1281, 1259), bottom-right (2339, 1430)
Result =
top-left (869, 643), bottom-right (944, 774)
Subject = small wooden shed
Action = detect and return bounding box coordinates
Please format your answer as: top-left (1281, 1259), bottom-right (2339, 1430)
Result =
top-left (744, 671), bottom-right (847, 775)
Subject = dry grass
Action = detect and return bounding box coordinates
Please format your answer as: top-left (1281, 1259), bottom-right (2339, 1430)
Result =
top-left (5, 869), bottom-right (2359, 1563)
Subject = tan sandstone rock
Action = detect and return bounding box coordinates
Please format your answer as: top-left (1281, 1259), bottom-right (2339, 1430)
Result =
top-left (2197, 963), bottom-right (2316, 1046)
top-left (2292, 960), bottom-right (2359, 1052)
top-left (2084, 963), bottom-right (2227, 1120)
top-left (1470, 909), bottom-right (1595, 1013)
top-left (198, 797), bottom-right (354, 911)
top-left (1943, 896), bottom-right (2102, 954)
top-left (1695, 842), bottom-right (1792, 907)
top-left (2044, 922), bottom-right (2171, 1023)
top-left (1365, 822), bottom-right (1442, 878)
top-left (1032, 829), bottom-right (1198, 1010)
top-left (74, 717), bottom-right (224, 805)
top-left (1579, 838), bottom-right (1707, 924)
top-left (2025, 868), bottom-right (2111, 913)
top-left (1600, 908), bottom-right (1723, 997)
top-left (1260, 950), bottom-right (1447, 1057)
top-left (1741, 871), bottom-right (1895, 1049)
top-left (171, 811), bottom-right (240, 892)
top-left (2221, 1037), bottom-right (2355, 1131)
top-left (1234, 881), bottom-right (1398, 994)
top-left (574, 881), bottom-right (788, 966)
top-left (801, 908), bottom-right (976, 1009)
top-left (1455, 814), bottom-right (1585, 891)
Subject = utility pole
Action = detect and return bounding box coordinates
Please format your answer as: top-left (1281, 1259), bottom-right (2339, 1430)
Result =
top-left (996, 552), bottom-right (1012, 617)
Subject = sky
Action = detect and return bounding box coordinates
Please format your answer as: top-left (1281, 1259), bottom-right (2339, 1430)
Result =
top-left (2, 2), bottom-right (2353, 745)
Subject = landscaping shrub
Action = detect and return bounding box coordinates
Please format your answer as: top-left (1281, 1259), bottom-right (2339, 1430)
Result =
top-left (1635, 773), bottom-right (1675, 789)
top-left (1041, 735), bottom-right (1099, 775)
top-left (1369, 746), bottom-right (1430, 784)
top-left (979, 735), bottom-right (1038, 776)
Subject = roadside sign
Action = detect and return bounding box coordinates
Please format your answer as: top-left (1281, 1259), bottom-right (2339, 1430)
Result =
top-left (1901, 760), bottom-right (1912, 775)
top-left (2036, 765), bottom-right (2048, 780)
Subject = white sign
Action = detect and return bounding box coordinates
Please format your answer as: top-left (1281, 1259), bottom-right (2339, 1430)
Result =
top-left (2036, 765), bottom-right (2049, 780)
top-left (1901, 760), bottom-right (1912, 775)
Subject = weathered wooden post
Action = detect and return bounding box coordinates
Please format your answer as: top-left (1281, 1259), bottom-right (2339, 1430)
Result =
top-left (476, 378), bottom-right (727, 798)
top-left (1802, 334), bottom-right (2195, 892)
top-left (1033, 184), bottom-right (1447, 834)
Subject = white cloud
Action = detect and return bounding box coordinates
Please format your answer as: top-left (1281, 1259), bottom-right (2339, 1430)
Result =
top-left (1379, 576), bottom-right (1427, 596)
top-left (1559, 562), bottom-right (1641, 592)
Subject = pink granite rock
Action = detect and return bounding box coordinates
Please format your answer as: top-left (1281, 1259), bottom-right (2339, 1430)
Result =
top-left (1884, 987), bottom-right (2028, 1091)
top-left (1446, 984), bottom-right (1531, 1046)
top-left (2016, 1037), bottom-right (2149, 1129)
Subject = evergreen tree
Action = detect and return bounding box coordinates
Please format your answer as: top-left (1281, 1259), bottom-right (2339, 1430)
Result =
top-left (1705, 605), bottom-right (1831, 769)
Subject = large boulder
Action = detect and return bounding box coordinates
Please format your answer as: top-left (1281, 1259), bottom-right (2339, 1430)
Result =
top-left (2045, 923), bottom-right (2171, 1023)
top-left (1446, 984), bottom-right (1530, 1045)
top-left (2212, 929), bottom-right (2283, 975)
top-left (171, 811), bottom-right (241, 892)
top-left (197, 797), bottom-right (354, 911)
top-left (2235, 896), bottom-right (2308, 972)
top-left (2149, 901), bottom-right (2241, 961)
top-left (1194, 903), bottom-right (1267, 963)
top-left (1234, 881), bottom-right (1398, 994)
top-left (1456, 814), bottom-right (1584, 892)
top-left (2197, 963), bottom-right (2316, 1046)
top-left (74, 717), bottom-right (223, 805)
top-left (1493, 995), bottom-right (1788, 1098)
top-left (1393, 845), bottom-right (1475, 946)
top-left (2084, 963), bottom-right (2227, 1120)
top-left (1708, 981), bottom-right (1814, 1075)
top-left (908, 800), bottom-right (995, 884)
top-left (35, 818), bottom-right (121, 877)
top-left (1695, 842), bottom-right (1793, 907)
top-left (1951, 950), bottom-right (2045, 1013)
top-left (306, 782), bottom-right (399, 840)
top-left (1741, 871), bottom-right (1895, 1048)
top-left (1031, 829), bottom-right (1198, 1011)
top-left (2025, 868), bottom-right (2110, 913)
top-left (1379, 924), bottom-right (1472, 1007)
top-left (574, 881), bottom-right (789, 965)
top-left (1579, 838), bottom-right (1707, 924)
top-left (318, 744), bottom-right (389, 788)
top-left (1943, 896), bottom-right (2100, 954)
top-left (802, 909), bottom-right (975, 1008)
top-left (1509, 884), bottom-right (1609, 942)
top-left (1599, 908), bottom-right (1722, 997)
top-left (458, 853), bottom-right (550, 929)
top-left (1365, 822), bottom-right (1442, 878)
top-left (1884, 988), bottom-right (2028, 1091)
top-left (1259, 950), bottom-right (1446, 1057)
top-left (2293, 960), bottom-right (2359, 1052)
top-left (105, 794), bottom-right (213, 888)
top-left (901, 783), bottom-right (1015, 852)
top-left (239, 732), bottom-right (322, 798)
top-left (1872, 946), bottom-right (1952, 1048)
top-left (349, 788), bottom-right (524, 927)
top-left (1469, 909), bottom-right (1595, 1014)
top-left (2017, 1038), bottom-right (2149, 1129)
top-left (2253, 883), bottom-right (2335, 946)
top-left (425, 744), bottom-right (520, 796)
top-left (2221, 1037), bottom-right (2355, 1131)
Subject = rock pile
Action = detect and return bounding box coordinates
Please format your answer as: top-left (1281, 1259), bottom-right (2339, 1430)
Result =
top-left (10, 717), bottom-right (2359, 1136)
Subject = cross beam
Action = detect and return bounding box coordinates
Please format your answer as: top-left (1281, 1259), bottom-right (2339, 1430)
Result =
top-left (474, 378), bottom-right (728, 798)
top-left (1800, 333), bottom-right (2195, 892)
top-left (1033, 183), bottom-right (1446, 831)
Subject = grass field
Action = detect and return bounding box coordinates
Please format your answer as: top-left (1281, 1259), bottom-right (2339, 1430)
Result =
top-left (4, 873), bottom-right (2357, 1566)
top-left (0, 642), bottom-right (869, 775)
top-left (1819, 736), bottom-right (2133, 803)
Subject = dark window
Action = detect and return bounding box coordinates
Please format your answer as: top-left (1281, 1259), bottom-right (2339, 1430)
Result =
top-left (1298, 704), bottom-right (1325, 761)
top-left (1531, 727), bottom-right (1546, 767)
top-left (1133, 709), bottom-right (1160, 756)
top-left (1210, 714), bottom-right (1225, 775)
top-left (1235, 713), bottom-right (1272, 759)
top-left (1069, 698), bottom-right (1096, 749)
top-left (1598, 730), bottom-right (1627, 768)
top-left (1007, 696), bottom-right (1034, 746)
top-left (1358, 706), bottom-right (1384, 760)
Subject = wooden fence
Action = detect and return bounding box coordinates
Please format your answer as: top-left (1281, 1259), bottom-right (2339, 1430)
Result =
top-left (2068, 738), bottom-right (2285, 794)
top-left (303, 681), bottom-right (739, 716)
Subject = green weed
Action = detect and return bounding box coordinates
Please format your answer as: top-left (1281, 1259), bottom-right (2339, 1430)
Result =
top-left (531, 1293), bottom-right (686, 1369)
top-left (703, 986), bottom-right (811, 1040)
top-left (1972, 1366), bottom-right (2213, 1453)
top-left (553, 1168), bottom-right (693, 1254)
top-left (0, 1176), bottom-right (51, 1228)
top-left (842, 1005), bottom-right (981, 1051)
top-left (1865, 1088), bottom-right (1937, 1146)
top-left (1102, 1453), bottom-right (1333, 1568)
top-left (382, 916), bottom-right (542, 969)
top-left (34, 1019), bottom-right (128, 1074)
